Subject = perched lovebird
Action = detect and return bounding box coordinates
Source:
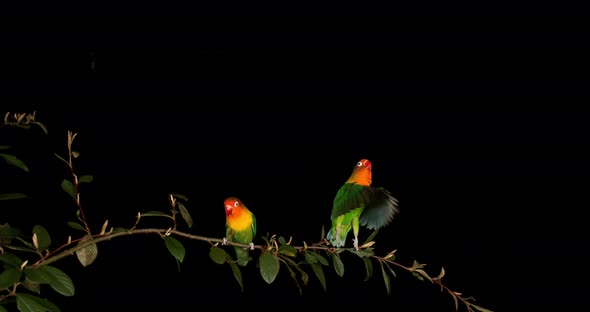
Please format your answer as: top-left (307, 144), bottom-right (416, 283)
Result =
top-left (223, 197), bottom-right (257, 266)
top-left (327, 159), bottom-right (399, 250)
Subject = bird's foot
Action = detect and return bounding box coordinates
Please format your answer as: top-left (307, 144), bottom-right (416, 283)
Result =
top-left (222, 237), bottom-right (227, 245)
top-left (249, 242), bottom-right (255, 250)
top-left (353, 237), bottom-right (359, 251)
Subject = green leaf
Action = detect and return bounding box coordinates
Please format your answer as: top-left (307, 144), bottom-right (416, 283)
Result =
top-left (309, 251), bottom-right (329, 266)
top-left (66, 222), bottom-right (85, 231)
top-left (171, 193), bottom-right (189, 201)
top-left (16, 293), bottom-right (61, 312)
top-left (278, 236), bottom-right (286, 245)
top-left (310, 262), bottom-right (326, 291)
top-left (0, 304), bottom-right (8, 312)
top-left (412, 272), bottom-right (424, 281)
top-left (32, 225), bottom-right (51, 251)
top-left (71, 151), bottom-right (80, 158)
top-left (2, 245), bottom-right (38, 254)
top-left (228, 262), bottom-right (243, 292)
top-left (363, 229), bottom-right (379, 245)
top-left (22, 277), bottom-right (41, 294)
top-left (281, 256), bottom-right (307, 289)
top-left (76, 236), bottom-right (98, 267)
top-left (141, 211), bottom-right (170, 217)
top-left (278, 254), bottom-right (297, 267)
top-left (363, 257), bottom-right (373, 281)
top-left (332, 254), bottom-right (344, 277)
top-left (278, 245), bottom-right (297, 257)
top-left (209, 246), bottom-right (229, 264)
top-left (283, 257), bottom-right (309, 286)
top-left (0, 223), bottom-right (18, 245)
top-left (260, 236), bottom-right (270, 245)
top-left (78, 175), bottom-right (93, 183)
top-left (0, 252), bottom-right (24, 268)
top-left (54, 153), bottom-right (69, 167)
top-left (470, 303), bottom-right (494, 312)
top-left (351, 249), bottom-right (374, 258)
top-left (0, 267), bottom-right (21, 290)
top-left (25, 267), bottom-right (51, 284)
top-left (14, 237), bottom-right (37, 251)
top-left (284, 262), bottom-right (303, 295)
top-left (259, 251), bottom-right (280, 284)
top-left (31, 121), bottom-right (48, 135)
top-left (380, 260), bottom-right (391, 295)
top-left (385, 262), bottom-right (397, 278)
top-left (177, 203), bottom-right (193, 229)
top-left (41, 265), bottom-right (75, 296)
top-left (0, 193), bottom-right (28, 200)
top-left (414, 269), bottom-right (433, 283)
top-left (60, 179), bottom-right (76, 200)
top-left (164, 236), bottom-right (185, 263)
top-left (299, 268), bottom-right (309, 286)
top-left (16, 294), bottom-right (46, 312)
top-left (303, 251), bottom-right (317, 264)
top-left (0, 145), bottom-right (9, 150)
top-left (0, 153), bottom-right (30, 172)
top-left (451, 293), bottom-right (459, 311)
top-left (0, 223), bottom-right (16, 234)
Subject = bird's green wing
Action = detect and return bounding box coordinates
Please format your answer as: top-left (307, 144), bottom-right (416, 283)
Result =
top-left (359, 187), bottom-right (399, 230)
top-left (331, 183), bottom-right (371, 219)
top-left (225, 224), bottom-right (232, 240)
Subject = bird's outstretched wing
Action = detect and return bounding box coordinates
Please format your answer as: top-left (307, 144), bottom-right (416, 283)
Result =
top-left (359, 187), bottom-right (399, 230)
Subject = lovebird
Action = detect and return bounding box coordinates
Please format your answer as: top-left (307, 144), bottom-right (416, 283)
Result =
top-left (223, 197), bottom-right (257, 266)
top-left (327, 159), bottom-right (399, 250)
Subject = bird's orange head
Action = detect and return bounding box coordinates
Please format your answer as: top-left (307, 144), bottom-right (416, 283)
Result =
top-left (224, 197), bottom-right (239, 217)
top-left (225, 196), bottom-right (248, 218)
top-left (347, 159), bottom-right (372, 186)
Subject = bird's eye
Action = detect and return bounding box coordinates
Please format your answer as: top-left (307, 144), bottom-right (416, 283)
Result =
top-left (357, 161), bottom-right (363, 166)
top-left (234, 201), bottom-right (239, 207)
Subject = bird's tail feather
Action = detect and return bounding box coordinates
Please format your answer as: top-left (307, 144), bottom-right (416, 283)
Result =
top-left (234, 246), bottom-right (251, 266)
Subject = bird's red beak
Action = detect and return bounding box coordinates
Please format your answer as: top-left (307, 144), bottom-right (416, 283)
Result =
top-left (225, 205), bottom-right (233, 216)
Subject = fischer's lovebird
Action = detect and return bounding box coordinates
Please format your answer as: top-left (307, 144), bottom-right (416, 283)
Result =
top-left (223, 197), bottom-right (257, 266)
top-left (327, 159), bottom-right (399, 250)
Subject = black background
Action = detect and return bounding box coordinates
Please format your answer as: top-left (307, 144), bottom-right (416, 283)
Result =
top-left (2, 2), bottom-right (590, 311)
